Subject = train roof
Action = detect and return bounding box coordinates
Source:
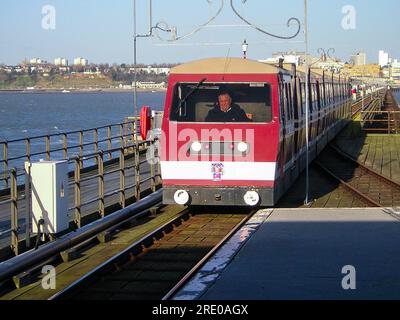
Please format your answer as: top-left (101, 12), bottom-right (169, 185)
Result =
top-left (170, 57), bottom-right (288, 75)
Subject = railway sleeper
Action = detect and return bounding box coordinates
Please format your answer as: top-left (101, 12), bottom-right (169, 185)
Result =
top-left (12, 255), bottom-right (59, 289)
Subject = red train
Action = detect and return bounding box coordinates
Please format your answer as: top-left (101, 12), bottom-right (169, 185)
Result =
top-left (159, 57), bottom-right (352, 206)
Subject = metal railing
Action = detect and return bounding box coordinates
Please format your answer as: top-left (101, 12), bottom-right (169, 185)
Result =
top-left (0, 137), bottom-right (161, 256)
top-left (361, 110), bottom-right (400, 134)
top-left (0, 118), bottom-right (141, 190)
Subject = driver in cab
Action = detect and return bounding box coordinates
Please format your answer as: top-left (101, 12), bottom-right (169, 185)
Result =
top-left (205, 91), bottom-right (252, 122)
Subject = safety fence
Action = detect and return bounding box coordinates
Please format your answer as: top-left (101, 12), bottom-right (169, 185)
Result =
top-left (0, 118), bottom-right (142, 191)
top-left (0, 137), bottom-right (161, 256)
top-left (361, 110), bottom-right (400, 134)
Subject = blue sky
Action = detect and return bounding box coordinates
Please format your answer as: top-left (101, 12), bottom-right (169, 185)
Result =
top-left (0, 0), bottom-right (399, 65)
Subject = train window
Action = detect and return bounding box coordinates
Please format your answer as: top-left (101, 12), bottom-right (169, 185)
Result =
top-left (288, 83), bottom-right (295, 119)
top-left (311, 84), bottom-right (318, 109)
top-left (300, 82), bottom-right (306, 115)
top-left (308, 82), bottom-right (313, 113)
top-left (279, 83), bottom-right (285, 123)
top-left (170, 82), bottom-right (273, 123)
top-left (285, 83), bottom-right (292, 121)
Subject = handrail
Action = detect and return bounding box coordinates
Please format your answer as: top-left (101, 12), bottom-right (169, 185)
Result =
top-left (0, 119), bottom-right (142, 189)
top-left (0, 119), bottom-right (139, 144)
top-left (0, 137), bottom-right (161, 257)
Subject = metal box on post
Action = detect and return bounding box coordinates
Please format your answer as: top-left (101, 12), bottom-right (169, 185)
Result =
top-left (31, 160), bottom-right (69, 235)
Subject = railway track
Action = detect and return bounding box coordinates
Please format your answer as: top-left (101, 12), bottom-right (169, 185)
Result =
top-left (315, 144), bottom-right (400, 207)
top-left (47, 207), bottom-right (253, 300)
top-left (351, 96), bottom-right (372, 117)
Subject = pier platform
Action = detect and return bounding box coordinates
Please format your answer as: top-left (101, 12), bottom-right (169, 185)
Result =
top-left (174, 208), bottom-right (400, 300)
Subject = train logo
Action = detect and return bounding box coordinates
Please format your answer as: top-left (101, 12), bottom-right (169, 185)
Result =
top-left (211, 163), bottom-right (224, 181)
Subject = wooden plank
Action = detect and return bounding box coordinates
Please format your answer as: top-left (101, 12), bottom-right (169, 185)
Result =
top-left (2, 206), bottom-right (185, 300)
top-left (382, 136), bottom-right (392, 178)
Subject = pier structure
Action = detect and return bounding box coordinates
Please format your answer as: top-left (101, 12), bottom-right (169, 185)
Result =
top-left (1, 90), bottom-right (400, 300)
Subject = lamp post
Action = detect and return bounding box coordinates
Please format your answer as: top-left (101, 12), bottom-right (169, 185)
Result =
top-left (133, 0), bottom-right (171, 119)
top-left (304, 0), bottom-right (311, 205)
top-left (304, 43), bottom-right (337, 205)
top-left (242, 40), bottom-right (248, 59)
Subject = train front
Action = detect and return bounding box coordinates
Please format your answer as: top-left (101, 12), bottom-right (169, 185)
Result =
top-left (160, 58), bottom-right (280, 207)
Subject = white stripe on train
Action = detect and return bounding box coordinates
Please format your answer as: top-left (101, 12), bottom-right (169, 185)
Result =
top-left (160, 161), bottom-right (277, 181)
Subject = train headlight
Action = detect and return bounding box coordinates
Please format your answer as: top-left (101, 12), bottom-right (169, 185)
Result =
top-left (243, 191), bottom-right (260, 206)
top-left (191, 141), bottom-right (202, 153)
top-left (174, 190), bottom-right (190, 205)
top-left (237, 142), bottom-right (248, 153)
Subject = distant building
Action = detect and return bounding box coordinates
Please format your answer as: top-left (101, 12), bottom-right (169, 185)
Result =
top-left (30, 58), bottom-right (46, 64)
top-left (55, 58), bottom-right (69, 66)
top-left (342, 64), bottom-right (381, 78)
top-left (134, 66), bottom-right (170, 75)
top-left (379, 50), bottom-right (389, 67)
top-left (133, 81), bottom-right (166, 89)
top-left (316, 60), bottom-right (344, 73)
top-left (270, 51), bottom-right (306, 66)
top-left (83, 67), bottom-right (101, 75)
top-left (14, 66), bottom-right (24, 73)
top-left (74, 57), bottom-right (89, 66)
top-left (390, 60), bottom-right (400, 79)
top-left (58, 66), bottom-right (71, 73)
top-left (351, 52), bottom-right (367, 66)
top-left (3, 66), bottom-right (14, 73)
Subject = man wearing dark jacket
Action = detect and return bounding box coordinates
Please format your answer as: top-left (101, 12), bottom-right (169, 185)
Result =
top-left (205, 92), bottom-right (251, 122)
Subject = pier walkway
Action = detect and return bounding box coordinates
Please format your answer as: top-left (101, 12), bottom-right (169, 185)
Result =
top-left (174, 208), bottom-right (400, 300)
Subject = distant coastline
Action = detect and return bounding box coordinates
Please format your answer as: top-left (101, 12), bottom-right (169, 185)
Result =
top-left (0, 87), bottom-right (167, 94)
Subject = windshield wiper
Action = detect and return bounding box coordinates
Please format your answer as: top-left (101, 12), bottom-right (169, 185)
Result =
top-left (176, 78), bottom-right (207, 114)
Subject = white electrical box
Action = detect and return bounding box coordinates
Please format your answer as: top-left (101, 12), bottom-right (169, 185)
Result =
top-left (30, 160), bottom-right (69, 234)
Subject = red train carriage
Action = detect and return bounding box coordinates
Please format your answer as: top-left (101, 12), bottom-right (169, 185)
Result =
top-left (159, 58), bottom-right (352, 206)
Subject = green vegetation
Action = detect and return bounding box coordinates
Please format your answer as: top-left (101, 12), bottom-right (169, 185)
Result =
top-left (0, 70), bottom-right (168, 90)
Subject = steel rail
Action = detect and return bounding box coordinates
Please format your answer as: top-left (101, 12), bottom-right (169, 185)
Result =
top-left (328, 144), bottom-right (400, 191)
top-left (162, 210), bottom-right (256, 300)
top-left (0, 189), bottom-right (162, 283)
top-left (48, 207), bottom-right (190, 300)
top-left (314, 161), bottom-right (381, 207)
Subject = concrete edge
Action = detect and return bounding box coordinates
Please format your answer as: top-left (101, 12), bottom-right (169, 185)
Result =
top-left (172, 208), bottom-right (274, 300)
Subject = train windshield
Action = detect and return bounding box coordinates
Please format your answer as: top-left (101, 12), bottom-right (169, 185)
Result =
top-left (170, 82), bottom-right (272, 123)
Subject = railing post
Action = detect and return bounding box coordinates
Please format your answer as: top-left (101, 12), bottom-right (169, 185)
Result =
top-left (123, 120), bottom-right (128, 146)
top-left (63, 133), bottom-right (68, 159)
top-left (120, 124), bottom-right (124, 150)
top-left (119, 147), bottom-right (125, 208)
top-left (94, 129), bottom-right (99, 165)
top-left (10, 168), bottom-right (19, 256)
top-left (79, 131), bottom-right (84, 167)
top-left (25, 138), bottom-right (31, 163)
top-left (98, 151), bottom-right (105, 218)
top-left (135, 142), bottom-right (141, 201)
top-left (156, 141), bottom-right (161, 186)
top-left (150, 140), bottom-right (156, 193)
top-left (3, 141), bottom-right (8, 189)
top-left (130, 122), bottom-right (136, 144)
top-left (24, 162), bottom-right (31, 249)
top-left (45, 135), bottom-right (50, 161)
top-left (74, 158), bottom-right (81, 229)
top-left (107, 126), bottom-right (112, 160)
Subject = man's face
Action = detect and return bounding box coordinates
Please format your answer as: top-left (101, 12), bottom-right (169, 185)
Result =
top-left (218, 94), bottom-right (232, 112)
